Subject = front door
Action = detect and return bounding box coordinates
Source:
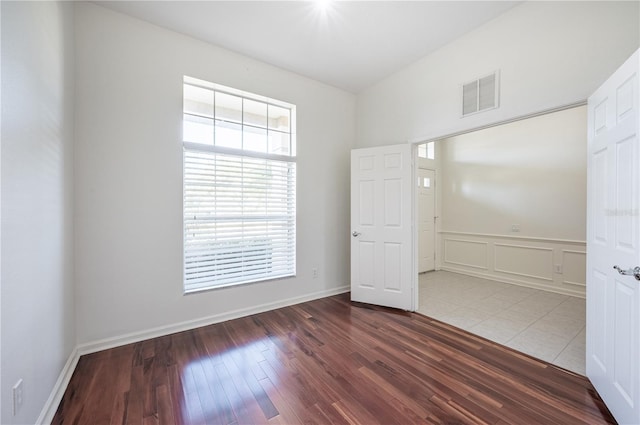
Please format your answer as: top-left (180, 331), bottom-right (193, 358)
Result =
top-left (586, 49), bottom-right (639, 425)
top-left (351, 144), bottom-right (415, 311)
top-left (418, 168), bottom-right (436, 273)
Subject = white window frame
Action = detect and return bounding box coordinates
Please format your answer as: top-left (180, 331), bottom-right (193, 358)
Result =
top-left (182, 76), bottom-right (296, 293)
top-left (418, 141), bottom-right (435, 160)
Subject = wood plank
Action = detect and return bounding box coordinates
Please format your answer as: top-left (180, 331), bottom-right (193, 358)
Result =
top-left (52, 293), bottom-right (616, 425)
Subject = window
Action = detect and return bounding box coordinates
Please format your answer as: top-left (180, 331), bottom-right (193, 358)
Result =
top-left (418, 141), bottom-right (435, 160)
top-left (182, 76), bottom-right (296, 293)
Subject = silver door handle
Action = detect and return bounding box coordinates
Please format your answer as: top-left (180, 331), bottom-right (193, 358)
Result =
top-left (352, 231), bottom-right (361, 237)
top-left (613, 265), bottom-right (640, 281)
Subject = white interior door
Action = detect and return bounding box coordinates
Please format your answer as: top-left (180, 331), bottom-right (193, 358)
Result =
top-left (418, 169), bottom-right (436, 273)
top-left (586, 49), bottom-right (640, 425)
top-left (351, 144), bottom-right (415, 311)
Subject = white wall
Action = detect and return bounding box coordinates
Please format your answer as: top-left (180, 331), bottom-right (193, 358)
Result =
top-left (438, 106), bottom-right (587, 296)
top-left (74, 3), bottom-right (356, 346)
top-left (356, 1), bottom-right (639, 147)
top-left (1, 2), bottom-right (76, 424)
top-left (441, 106), bottom-right (587, 241)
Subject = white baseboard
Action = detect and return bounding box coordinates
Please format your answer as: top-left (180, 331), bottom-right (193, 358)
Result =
top-left (36, 347), bottom-right (80, 425)
top-left (440, 266), bottom-right (585, 298)
top-left (78, 284), bottom-right (350, 355)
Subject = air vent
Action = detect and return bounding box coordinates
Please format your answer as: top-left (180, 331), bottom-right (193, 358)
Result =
top-left (462, 71), bottom-right (499, 116)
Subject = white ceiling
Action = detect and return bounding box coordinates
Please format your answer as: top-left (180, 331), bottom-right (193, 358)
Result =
top-left (95, 1), bottom-right (520, 93)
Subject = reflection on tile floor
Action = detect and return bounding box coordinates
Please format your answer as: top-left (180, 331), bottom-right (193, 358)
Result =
top-left (418, 271), bottom-right (586, 375)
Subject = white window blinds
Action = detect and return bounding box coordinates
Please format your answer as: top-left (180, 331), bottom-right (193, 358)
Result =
top-left (183, 77), bottom-right (296, 293)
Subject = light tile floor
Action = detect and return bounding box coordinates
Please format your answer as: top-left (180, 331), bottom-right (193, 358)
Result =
top-left (418, 270), bottom-right (586, 375)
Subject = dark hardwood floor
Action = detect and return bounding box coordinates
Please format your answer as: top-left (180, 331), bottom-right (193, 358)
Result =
top-left (53, 293), bottom-right (615, 425)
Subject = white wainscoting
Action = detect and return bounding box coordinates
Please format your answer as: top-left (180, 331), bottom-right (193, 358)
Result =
top-left (443, 239), bottom-right (488, 270)
top-left (439, 231), bottom-right (586, 297)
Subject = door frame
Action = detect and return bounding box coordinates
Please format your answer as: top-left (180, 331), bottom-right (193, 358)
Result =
top-left (409, 100), bottom-right (586, 146)
top-left (408, 101), bottom-right (588, 269)
top-left (407, 101), bottom-right (588, 320)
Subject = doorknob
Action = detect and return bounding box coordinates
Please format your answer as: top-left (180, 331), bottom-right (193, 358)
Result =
top-left (352, 231), bottom-right (361, 237)
top-left (613, 265), bottom-right (640, 281)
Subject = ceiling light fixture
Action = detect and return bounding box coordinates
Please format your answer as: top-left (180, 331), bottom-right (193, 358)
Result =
top-left (315, 0), bottom-right (333, 13)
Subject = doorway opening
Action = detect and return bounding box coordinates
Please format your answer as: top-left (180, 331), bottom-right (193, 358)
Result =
top-left (414, 105), bottom-right (587, 375)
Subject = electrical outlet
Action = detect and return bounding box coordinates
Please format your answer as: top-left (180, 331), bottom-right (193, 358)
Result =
top-left (13, 379), bottom-right (23, 416)
top-left (511, 224), bottom-right (521, 232)
top-left (554, 264), bottom-right (563, 274)
top-left (312, 268), bottom-right (318, 279)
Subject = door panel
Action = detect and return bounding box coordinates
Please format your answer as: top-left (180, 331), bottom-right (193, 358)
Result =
top-left (359, 180), bottom-right (375, 225)
top-left (615, 136), bottom-right (637, 251)
top-left (593, 148), bottom-right (608, 243)
top-left (614, 279), bottom-right (634, 405)
top-left (358, 241), bottom-right (375, 288)
top-left (591, 269), bottom-right (607, 371)
top-left (351, 144), bottom-right (414, 311)
top-left (384, 242), bottom-right (402, 291)
top-left (586, 49), bottom-right (639, 425)
top-left (384, 178), bottom-right (402, 226)
top-left (418, 169), bottom-right (436, 273)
